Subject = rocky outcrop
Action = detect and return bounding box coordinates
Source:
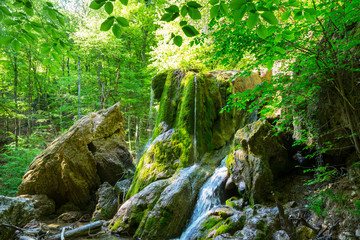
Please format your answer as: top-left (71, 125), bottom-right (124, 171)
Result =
top-left (18, 103), bottom-right (134, 209)
top-left (0, 196), bottom-right (34, 240)
top-left (109, 165), bottom-right (209, 239)
top-left (227, 120), bottom-right (290, 203)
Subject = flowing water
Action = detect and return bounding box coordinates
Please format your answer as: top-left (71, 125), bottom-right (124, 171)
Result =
top-left (179, 158), bottom-right (228, 240)
top-left (193, 75), bottom-right (197, 161)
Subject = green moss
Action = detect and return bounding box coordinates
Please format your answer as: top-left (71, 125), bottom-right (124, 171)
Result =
top-left (214, 215), bottom-right (246, 237)
top-left (201, 216), bottom-right (222, 232)
top-left (152, 72), bottom-right (168, 100)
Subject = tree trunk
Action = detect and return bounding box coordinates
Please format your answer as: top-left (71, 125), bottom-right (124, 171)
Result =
top-left (13, 54), bottom-right (18, 148)
top-left (78, 56), bottom-right (81, 119)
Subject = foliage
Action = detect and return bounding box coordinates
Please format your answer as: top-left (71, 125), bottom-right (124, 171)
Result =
top-left (0, 144), bottom-right (41, 196)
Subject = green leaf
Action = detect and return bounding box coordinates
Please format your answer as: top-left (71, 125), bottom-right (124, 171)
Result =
top-left (230, 0), bottom-right (246, 10)
top-left (165, 5), bottom-right (179, 13)
top-left (247, 13), bottom-right (259, 29)
top-left (210, 0), bottom-right (219, 5)
top-left (283, 32), bottom-right (295, 40)
top-left (51, 52), bottom-right (60, 61)
top-left (30, 21), bottom-right (42, 28)
top-left (261, 11), bottom-right (278, 25)
top-left (53, 45), bottom-right (62, 55)
top-left (116, 17), bottom-right (129, 27)
top-left (173, 35), bottom-right (183, 47)
top-left (41, 43), bottom-right (51, 54)
top-left (57, 15), bottom-right (65, 26)
top-left (46, 2), bottom-right (54, 7)
top-left (12, 40), bottom-right (20, 51)
top-left (47, 9), bottom-right (57, 21)
top-left (293, 9), bottom-right (303, 20)
top-left (304, 8), bottom-right (316, 15)
top-left (210, 5), bottom-right (220, 19)
top-left (266, 59), bottom-right (274, 69)
top-left (0, 11), bottom-right (3, 21)
top-left (182, 25), bottom-right (199, 37)
top-left (256, 24), bottom-right (268, 39)
top-left (304, 12), bottom-right (315, 22)
top-left (3, 19), bottom-right (18, 26)
top-left (0, 6), bottom-right (12, 16)
top-left (104, 2), bottom-right (113, 15)
top-left (112, 24), bottom-right (121, 38)
top-left (119, 0), bottom-right (128, 6)
top-left (274, 34), bottom-right (281, 43)
top-left (188, 7), bottom-right (201, 20)
top-left (281, 11), bottom-right (291, 21)
top-left (89, 1), bottom-right (105, 10)
top-left (181, 6), bottom-right (188, 17)
top-left (220, 2), bottom-right (229, 16)
top-left (0, 36), bottom-right (14, 46)
top-left (24, 1), bottom-right (32, 8)
top-left (24, 6), bottom-right (34, 16)
top-left (180, 21), bottom-right (187, 26)
top-left (233, 5), bottom-right (246, 22)
top-left (171, 12), bottom-right (179, 20)
top-left (161, 13), bottom-right (173, 22)
top-left (274, 46), bottom-right (286, 54)
top-left (100, 18), bottom-right (114, 31)
top-left (187, 1), bottom-right (202, 8)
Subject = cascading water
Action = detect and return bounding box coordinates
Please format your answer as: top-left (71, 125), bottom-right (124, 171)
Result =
top-left (179, 157), bottom-right (228, 240)
top-left (193, 75), bottom-right (197, 161)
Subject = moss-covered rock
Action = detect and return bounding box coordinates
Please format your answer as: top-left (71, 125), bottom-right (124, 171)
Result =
top-left (110, 165), bottom-right (209, 239)
top-left (227, 119), bottom-right (291, 204)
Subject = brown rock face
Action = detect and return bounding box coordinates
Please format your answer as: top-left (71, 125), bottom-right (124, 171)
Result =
top-left (18, 103), bottom-right (134, 208)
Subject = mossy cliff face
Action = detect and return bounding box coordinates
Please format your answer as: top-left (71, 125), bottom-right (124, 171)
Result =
top-left (127, 70), bottom-right (246, 199)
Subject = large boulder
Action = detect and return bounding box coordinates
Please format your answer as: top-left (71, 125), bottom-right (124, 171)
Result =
top-left (18, 103), bottom-right (135, 209)
top-left (109, 165), bottom-right (209, 239)
top-left (0, 196), bottom-right (34, 240)
top-left (227, 120), bottom-right (290, 203)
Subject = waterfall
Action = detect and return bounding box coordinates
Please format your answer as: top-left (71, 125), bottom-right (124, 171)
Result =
top-left (193, 75), bottom-right (197, 161)
top-left (180, 157), bottom-right (228, 240)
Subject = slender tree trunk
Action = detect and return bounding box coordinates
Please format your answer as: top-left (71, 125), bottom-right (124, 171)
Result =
top-left (78, 56), bottom-right (81, 119)
top-left (13, 55), bottom-right (18, 148)
top-left (27, 51), bottom-right (33, 141)
top-left (128, 109), bottom-right (132, 152)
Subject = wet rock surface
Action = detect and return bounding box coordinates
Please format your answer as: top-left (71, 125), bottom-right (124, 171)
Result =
top-left (92, 182), bottom-right (118, 221)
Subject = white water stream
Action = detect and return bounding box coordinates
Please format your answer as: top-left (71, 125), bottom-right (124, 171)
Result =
top-left (179, 158), bottom-right (228, 240)
top-left (193, 75), bottom-right (197, 161)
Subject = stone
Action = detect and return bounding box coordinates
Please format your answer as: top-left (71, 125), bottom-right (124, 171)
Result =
top-left (115, 178), bottom-right (132, 202)
top-left (109, 179), bottom-right (170, 235)
top-left (283, 201), bottom-right (297, 210)
top-left (18, 194), bottom-right (55, 218)
top-left (18, 103), bottom-right (134, 209)
top-left (92, 182), bottom-right (118, 221)
top-left (57, 211), bottom-right (82, 223)
top-left (296, 225), bottom-right (317, 240)
top-left (355, 229), bottom-right (360, 237)
top-left (0, 196), bottom-right (34, 240)
top-left (273, 230), bottom-right (290, 240)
